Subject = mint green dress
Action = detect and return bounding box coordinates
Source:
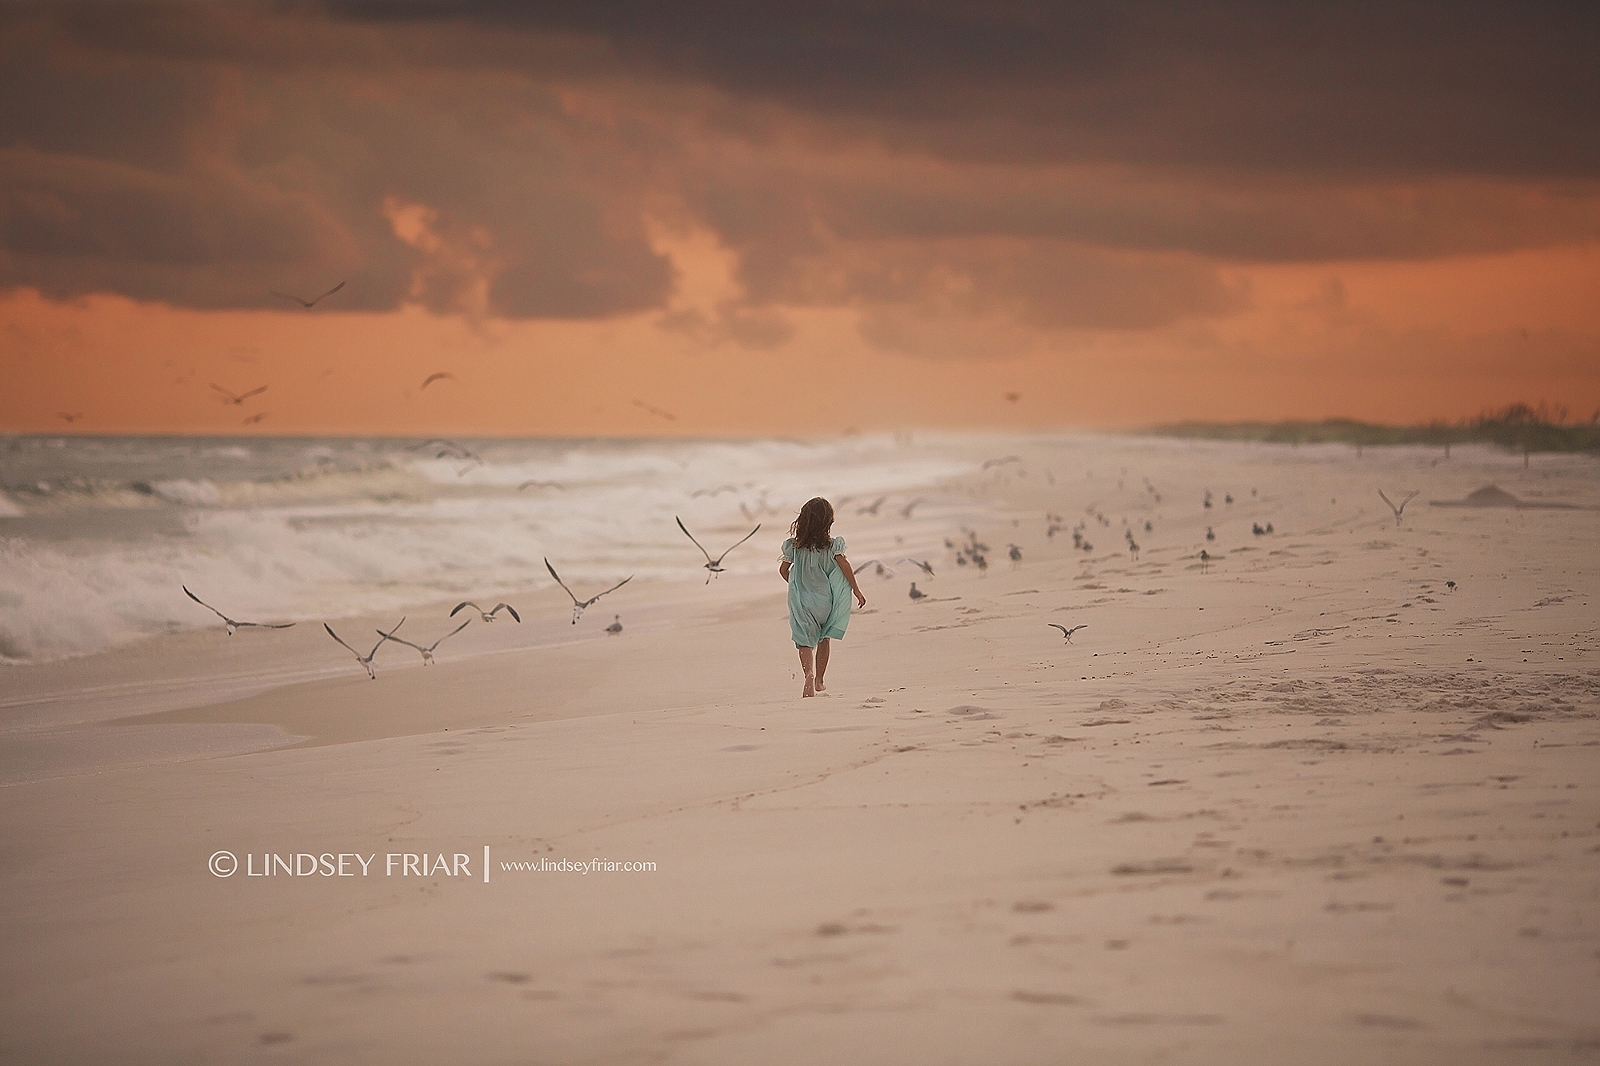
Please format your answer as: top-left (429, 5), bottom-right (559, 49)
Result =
top-left (781, 535), bottom-right (852, 648)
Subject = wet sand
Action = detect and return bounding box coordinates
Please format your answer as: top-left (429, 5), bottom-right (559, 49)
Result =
top-left (2, 437), bottom-right (1597, 1064)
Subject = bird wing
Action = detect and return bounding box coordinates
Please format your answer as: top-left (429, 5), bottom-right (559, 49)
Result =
top-left (492, 603), bottom-right (521, 623)
top-left (182, 585), bottom-right (228, 622)
top-left (421, 372), bottom-right (454, 388)
top-left (208, 383), bottom-right (238, 402)
top-left (427, 619), bottom-right (473, 650)
top-left (450, 601), bottom-right (479, 617)
top-left (676, 517), bottom-right (715, 564)
top-left (269, 290), bottom-right (310, 308)
top-left (585, 575), bottom-right (633, 607)
top-left (367, 616), bottom-right (403, 658)
top-left (241, 621), bottom-right (295, 629)
top-left (712, 523), bottom-right (761, 565)
top-left (377, 628), bottom-right (425, 652)
top-left (545, 559), bottom-right (581, 605)
top-left (1069, 625), bottom-right (1088, 635)
top-left (311, 281), bottom-right (346, 305)
top-left (238, 385), bottom-right (268, 401)
top-left (324, 623), bottom-right (362, 657)
top-left (1047, 624), bottom-right (1068, 636)
top-left (1377, 489), bottom-right (1396, 511)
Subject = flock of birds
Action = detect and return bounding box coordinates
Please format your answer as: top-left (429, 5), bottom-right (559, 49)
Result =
top-left (179, 510), bottom-right (772, 678)
top-left (177, 425), bottom-right (1442, 678)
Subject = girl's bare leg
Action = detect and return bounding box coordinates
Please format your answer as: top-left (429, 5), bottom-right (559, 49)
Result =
top-left (814, 639), bottom-right (830, 692)
top-left (797, 645), bottom-right (816, 697)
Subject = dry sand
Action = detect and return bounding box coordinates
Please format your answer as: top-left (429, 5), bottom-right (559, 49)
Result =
top-left (3, 436), bottom-right (1598, 1064)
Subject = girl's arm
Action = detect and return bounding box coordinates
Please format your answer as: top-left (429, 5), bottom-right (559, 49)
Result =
top-left (835, 555), bottom-right (867, 608)
top-left (779, 561), bottom-right (791, 581)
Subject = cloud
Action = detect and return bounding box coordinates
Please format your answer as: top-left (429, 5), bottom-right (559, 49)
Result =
top-left (0, 6), bottom-right (671, 317)
top-left (3, 0), bottom-right (1598, 347)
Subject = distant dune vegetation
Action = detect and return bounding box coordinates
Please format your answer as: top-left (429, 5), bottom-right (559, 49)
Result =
top-left (1146, 404), bottom-right (1600, 455)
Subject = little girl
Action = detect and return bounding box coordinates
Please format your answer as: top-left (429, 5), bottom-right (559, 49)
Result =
top-left (779, 497), bottom-right (867, 698)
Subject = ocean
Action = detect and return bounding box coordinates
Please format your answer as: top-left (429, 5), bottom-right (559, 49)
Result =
top-left (0, 433), bottom-right (992, 663)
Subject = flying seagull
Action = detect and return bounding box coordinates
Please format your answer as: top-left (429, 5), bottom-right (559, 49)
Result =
top-left (376, 618), bottom-right (469, 665)
top-left (900, 498), bottom-right (924, 519)
top-left (210, 383), bottom-right (267, 405)
top-left (242, 412), bottom-right (267, 426)
top-left (518, 480), bottom-right (564, 491)
top-left (676, 517), bottom-right (760, 583)
top-left (182, 586), bottom-right (295, 636)
top-left (981, 456), bottom-right (1021, 470)
top-left (545, 558), bottom-right (633, 624)
top-left (897, 557), bottom-right (935, 576)
top-left (56, 411), bottom-right (82, 423)
top-left (690, 485), bottom-right (739, 498)
top-left (1378, 489), bottom-right (1421, 526)
top-left (324, 618), bottom-right (400, 680)
top-left (451, 601), bottom-right (521, 623)
top-left (1047, 623), bottom-right (1087, 643)
top-left (270, 280), bottom-right (345, 310)
top-left (857, 495), bottom-right (887, 516)
top-left (632, 398), bottom-right (677, 422)
top-left (420, 372), bottom-right (455, 390)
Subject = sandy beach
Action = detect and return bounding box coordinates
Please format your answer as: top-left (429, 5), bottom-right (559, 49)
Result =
top-left (2, 434), bottom-right (1597, 1064)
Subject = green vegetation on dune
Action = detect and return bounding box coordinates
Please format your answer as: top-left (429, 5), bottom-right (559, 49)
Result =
top-left (1144, 404), bottom-right (1600, 454)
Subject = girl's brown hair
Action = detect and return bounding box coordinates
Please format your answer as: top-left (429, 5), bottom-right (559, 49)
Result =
top-left (790, 497), bottom-right (835, 552)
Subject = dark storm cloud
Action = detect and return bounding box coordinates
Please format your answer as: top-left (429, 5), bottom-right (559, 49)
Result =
top-left (2, 1), bottom-right (1597, 328)
top-left (0, 5), bottom-right (671, 317)
top-left (337, 0), bottom-right (1600, 178)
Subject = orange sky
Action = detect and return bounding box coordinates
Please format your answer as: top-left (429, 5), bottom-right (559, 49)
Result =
top-left (4, 4), bottom-right (1598, 435)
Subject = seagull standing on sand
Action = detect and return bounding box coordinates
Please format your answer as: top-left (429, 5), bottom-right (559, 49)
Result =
top-left (676, 517), bottom-right (760, 583)
top-left (376, 618), bottom-right (469, 665)
top-left (451, 601), bottom-right (521, 623)
top-left (909, 583), bottom-right (926, 601)
top-left (182, 586), bottom-right (295, 636)
top-left (545, 558), bottom-right (633, 624)
top-left (324, 619), bottom-right (401, 679)
top-left (270, 281), bottom-right (345, 310)
top-left (606, 615), bottom-right (623, 634)
top-left (1048, 623), bottom-right (1087, 643)
top-left (1008, 544), bottom-right (1022, 568)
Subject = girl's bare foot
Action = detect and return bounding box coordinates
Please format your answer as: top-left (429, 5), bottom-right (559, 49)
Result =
top-left (815, 681), bottom-right (827, 693)
top-left (803, 676), bottom-right (816, 697)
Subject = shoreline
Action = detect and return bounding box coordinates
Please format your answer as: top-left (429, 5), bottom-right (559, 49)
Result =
top-left (3, 436), bottom-right (1597, 1063)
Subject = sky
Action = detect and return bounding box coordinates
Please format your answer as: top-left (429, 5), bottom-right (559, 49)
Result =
top-left (2, 0), bottom-right (1598, 436)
